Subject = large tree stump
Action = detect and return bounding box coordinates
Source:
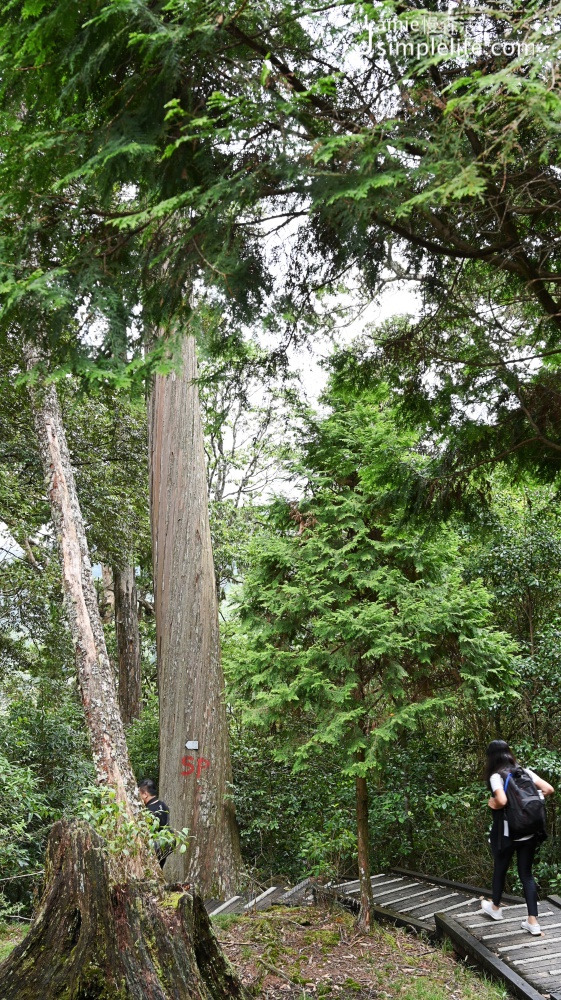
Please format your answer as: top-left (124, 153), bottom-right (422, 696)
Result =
top-left (0, 820), bottom-right (247, 1000)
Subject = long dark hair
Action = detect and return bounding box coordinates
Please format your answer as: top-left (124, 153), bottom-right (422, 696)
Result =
top-left (485, 740), bottom-right (517, 786)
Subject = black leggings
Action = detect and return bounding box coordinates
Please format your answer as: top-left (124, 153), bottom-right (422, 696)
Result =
top-left (492, 836), bottom-right (538, 916)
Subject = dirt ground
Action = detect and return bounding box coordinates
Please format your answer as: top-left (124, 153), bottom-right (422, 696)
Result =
top-left (213, 905), bottom-right (512, 1000)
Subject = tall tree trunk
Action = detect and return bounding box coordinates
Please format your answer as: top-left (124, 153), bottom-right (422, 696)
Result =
top-left (150, 335), bottom-right (242, 894)
top-left (27, 365), bottom-right (140, 821)
top-left (355, 747), bottom-right (373, 933)
top-left (114, 563), bottom-right (142, 725)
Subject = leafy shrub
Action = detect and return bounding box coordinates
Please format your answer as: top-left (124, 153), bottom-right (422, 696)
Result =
top-left (230, 723), bottom-right (356, 882)
top-left (0, 754), bottom-right (50, 920)
top-left (77, 786), bottom-right (188, 867)
top-left (0, 683), bottom-right (94, 914)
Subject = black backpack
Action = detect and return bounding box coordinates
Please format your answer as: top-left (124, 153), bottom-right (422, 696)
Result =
top-left (502, 767), bottom-right (548, 841)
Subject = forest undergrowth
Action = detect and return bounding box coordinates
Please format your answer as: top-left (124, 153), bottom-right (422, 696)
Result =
top-left (0, 905), bottom-right (512, 1000)
top-left (213, 905), bottom-right (512, 1000)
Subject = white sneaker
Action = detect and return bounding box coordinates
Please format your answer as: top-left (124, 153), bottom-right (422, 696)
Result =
top-left (481, 899), bottom-right (504, 920)
top-left (521, 919), bottom-right (541, 936)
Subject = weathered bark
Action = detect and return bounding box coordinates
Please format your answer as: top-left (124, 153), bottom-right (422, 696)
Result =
top-left (0, 820), bottom-right (247, 1000)
top-left (149, 335), bottom-right (242, 894)
top-left (355, 748), bottom-right (373, 933)
top-left (114, 564), bottom-right (142, 725)
top-left (101, 563), bottom-right (115, 622)
top-left (29, 376), bottom-right (138, 810)
top-left (27, 368), bottom-right (141, 824)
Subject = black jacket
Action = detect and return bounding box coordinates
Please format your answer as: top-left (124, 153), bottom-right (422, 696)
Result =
top-left (145, 797), bottom-right (170, 830)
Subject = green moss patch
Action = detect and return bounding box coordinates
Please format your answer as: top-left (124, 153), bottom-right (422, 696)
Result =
top-left (213, 906), bottom-right (513, 1000)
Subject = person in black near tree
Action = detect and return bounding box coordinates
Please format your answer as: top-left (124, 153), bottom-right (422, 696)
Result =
top-left (138, 778), bottom-right (171, 868)
top-left (481, 740), bottom-right (554, 934)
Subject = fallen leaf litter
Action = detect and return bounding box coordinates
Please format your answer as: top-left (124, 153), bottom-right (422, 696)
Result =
top-left (213, 905), bottom-right (513, 1000)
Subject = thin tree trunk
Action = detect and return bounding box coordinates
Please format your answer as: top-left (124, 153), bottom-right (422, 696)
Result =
top-left (149, 335), bottom-right (242, 894)
top-left (355, 748), bottom-right (373, 932)
top-left (114, 564), bottom-right (142, 725)
top-left (101, 563), bottom-right (115, 622)
top-left (26, 364), bottom-right (141, 821)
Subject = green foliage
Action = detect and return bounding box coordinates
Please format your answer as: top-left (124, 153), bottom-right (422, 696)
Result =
top-left (229, 720), bottom-right (356, 881)
top-left (0, 688), bottom-right (94, 813)
top-left (0, 680), bottom-right (95, 914)
top-left (126, 692), bottom-right (160, 786)
top-left (0, 754), bottom-right (49, 919)
top-left (76, 786), bottom-right (189, 861)
top-left (63, 386), bottom-right (150, 571)
top-left (463, 481), bottom-right (561, 760)
top-left (226, 384), bottom-right (517, 776)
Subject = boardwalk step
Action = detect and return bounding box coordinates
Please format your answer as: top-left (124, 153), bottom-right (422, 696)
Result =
top-left (207, 895), bottom-right (245, 916)
top-left (204, 898), bottom-right (222, 914)
top-left (274, 878), bottom-right (314, 907)
top-left (206, 884), bottom-right (291, 917)
top-left (244, 885), bottom-right (288, 911)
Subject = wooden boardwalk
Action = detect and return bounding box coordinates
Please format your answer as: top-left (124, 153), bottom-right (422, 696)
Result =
top-left (206, 868), bottom-right (561, 1000)
top-left (438, 894), bottom-right (561, 1000)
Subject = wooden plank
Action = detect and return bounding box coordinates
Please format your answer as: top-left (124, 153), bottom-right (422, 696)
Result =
top-left (483, 921), bottom-right (561, 941)
top-left (244, 886), bottom-right (286, 911)
top-left (371, 882), bottom-right (422, 901)
top-left (408, 894), bottom-right (466, 915)
top-left (334, 874), bottom-right (399, 891)
top-left (204, 898), bottom-right (221, 914)
top-left (465, 910), bottom-right (553, 929)
top-left (368, 877), bottom-right (408, 889)
top-left (526, 970), bottom-right (561, 981)
top-left (393, 866), bottom-right (523, 905)
top-left (384, 887), bottom-right (439, 907)
top-left (209, 895), bottom-right (244, 916)
top-left (366, 900), bottom-right (436, 938)
top-left (368, 880), bottom-right (414, 897)
top-left (526, 975), bottom-right (561, 992)
top-left (313, 883), bottom-right (360, 914)
top-left (273, 878), bottom-right (312, 906)
top-left (424, 897), bottom-right (479, 919)
top-left (514, 951), bottom-right (561, 967)
top-left (402, 893), bottom-right (459, 913)
top-left (312, 883), bottom-right (436, 937)
top-left (435, 912), bottom-right (545, 1000)
top-left (500, 935), bottom-right (561, 954)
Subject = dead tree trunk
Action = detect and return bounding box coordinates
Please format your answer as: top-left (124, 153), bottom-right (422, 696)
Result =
top-left (0, 820), bottom-right (247, 1000)
top-left (149, 335), bottom-right (242, 894)
top-left (355, 748), bottom-right (374, 932)
top-left (114, 563), bottom-right (142, 725)
top-left (27, 368), bottom-right (140, 819)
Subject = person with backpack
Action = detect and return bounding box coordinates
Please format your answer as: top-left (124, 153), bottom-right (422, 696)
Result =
top-left (481, 740), bottom-right (554, 935)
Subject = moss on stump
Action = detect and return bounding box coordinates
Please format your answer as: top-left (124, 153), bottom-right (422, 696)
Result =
top-left (0, 820), bottom-right (247, 1000)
